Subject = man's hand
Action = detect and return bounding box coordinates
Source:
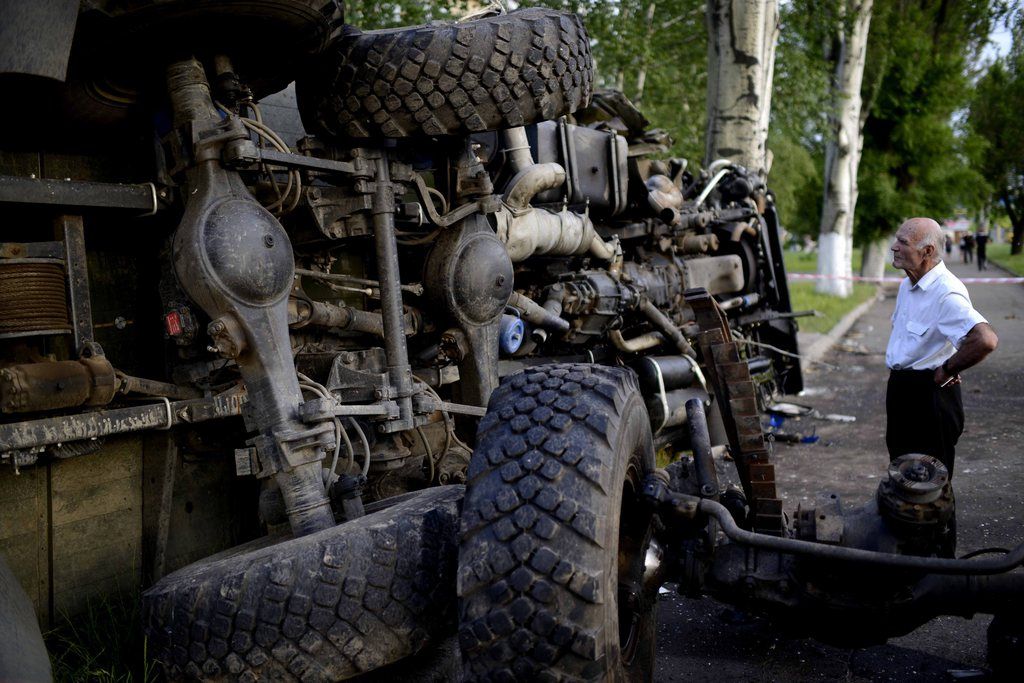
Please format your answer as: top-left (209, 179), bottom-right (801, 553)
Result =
top-left (933, 322), bottom-right (998, 387)
top-left (934, 364), bottom-right (960, 387)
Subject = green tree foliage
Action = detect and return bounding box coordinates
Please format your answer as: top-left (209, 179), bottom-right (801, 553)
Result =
top-left (346, 1), bottom-right (708, 162)
top-left (523, 1), bottom-right (707, 161)
top-left (768, 0), bottom-right (834, 238)
top-left (344, 1), bottom-right (472, 29)
top-left (854, 0), bottom-right (994, 245)
top-left (970, 8), bottom-right (1024, 253)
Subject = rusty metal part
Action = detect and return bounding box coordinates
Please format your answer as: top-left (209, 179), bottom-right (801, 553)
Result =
top-left (0, 260), bottom-right (71, 338)
top-left (115, 372), bottom-right (202, 400)
top-left (508, 291), bottom-right (570, 333)
top-left (794, 493), bottom-right (846, 544)
top-left (0, 175), bottom-right (159, 214)
top-left (57, 214), bottom-right (95, 350)
top-left (294, 268), bottom-right (424, 296)
top-left (646, 174), bottom-right (684, 215)
top-left (639, 299), bottom-right (694, 356)
top-left (0, 357), bottom-right (116, 413)
top-left (0, 242), bottom-right (64, 260)
top-left (699, 493), bottom-right (1024, 574)
top-left (687, 287), bottom-right (783, 535)
top-left (877, 454), bottom-right (955, 529)
top-left (676, 233), bottom-right (719, 255)
top-left (0, 390), bottom-right (247, 455)
top-left (288, 297), bottom-right (421, 338)
top-left (207, 316), bottom-right (248, 359)
top-left (679, 254), bottom-right (744, 295)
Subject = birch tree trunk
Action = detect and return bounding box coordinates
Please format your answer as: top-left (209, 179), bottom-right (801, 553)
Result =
top-left (704, 0), bottom-right (779, 177)
top-left (634, 3), bottom-right (657, 105)
top-left (816, 0), bottom-right (873, 298)
top-left (860, 236), bottom-right (889, 281)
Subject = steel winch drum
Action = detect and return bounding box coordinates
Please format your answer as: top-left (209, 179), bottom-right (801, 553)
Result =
top-left (0, 260), bottom-right (72, 339)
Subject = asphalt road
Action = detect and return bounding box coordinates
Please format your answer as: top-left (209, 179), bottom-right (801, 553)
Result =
top-left (654, 257), bottom-right (1024, 682)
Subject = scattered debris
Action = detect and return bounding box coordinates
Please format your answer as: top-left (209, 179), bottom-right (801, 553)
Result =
top-left (770, 431), bottom-right (820, 444)
top-left (837, 340), bottom-right (873, 355)
top-left (767, 402), bottom-right (814, 417)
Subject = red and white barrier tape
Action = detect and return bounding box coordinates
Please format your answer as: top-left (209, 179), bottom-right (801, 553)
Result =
top-left (787, 273), bottom-right (1024, 284)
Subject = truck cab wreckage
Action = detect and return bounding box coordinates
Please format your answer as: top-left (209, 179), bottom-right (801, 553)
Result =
top-left (0, 2), bottom-right (1022, 680)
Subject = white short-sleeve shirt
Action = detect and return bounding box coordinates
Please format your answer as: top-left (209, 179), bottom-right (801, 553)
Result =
top-left (886, 261), bottom-right (987, 370)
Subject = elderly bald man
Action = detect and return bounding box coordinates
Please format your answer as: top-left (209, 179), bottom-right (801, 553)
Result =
top-left (886, 217), bottom-right (999, 474)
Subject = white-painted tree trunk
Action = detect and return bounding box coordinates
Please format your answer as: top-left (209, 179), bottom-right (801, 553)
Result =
top-left (860, 236), bottom-right (889, 281)
top-left (634, 3), bottom-right (657, 105)
top-left (816, 0), bottom-right (872, 298)
top-left (704, 0), bottom-right (779, 177)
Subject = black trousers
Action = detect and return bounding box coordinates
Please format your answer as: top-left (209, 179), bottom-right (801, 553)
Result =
top-left (885, 369), bottom-right (964, 475)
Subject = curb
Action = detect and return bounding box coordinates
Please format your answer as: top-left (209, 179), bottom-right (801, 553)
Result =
top-left (987, 259), bottom-right (1021, 279)
top-left (799, 288), bottom-right (884, 371)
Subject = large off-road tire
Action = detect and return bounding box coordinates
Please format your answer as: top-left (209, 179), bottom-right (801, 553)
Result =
top-left (458, 364), bottom-right (658, 681)
top-left (297, 8), bottom-right (594, 139)
top-left (143, 486), bottom-right (463, 681)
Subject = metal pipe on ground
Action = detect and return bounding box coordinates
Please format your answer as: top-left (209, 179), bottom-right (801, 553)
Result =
top-left (700, 496), bottom-right (1024, 575)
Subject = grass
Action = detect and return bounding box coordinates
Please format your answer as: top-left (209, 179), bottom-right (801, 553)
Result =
top-left (781, 250), bottom-right (882, 334)
top-left (46, 589), bottom-right (158, 683)
top-left (987, 242), bottom-right (1024, 276)
top-left (782, 249), bottom-right (901, 275)
top-left (786, 281), bottom-right (877, 334)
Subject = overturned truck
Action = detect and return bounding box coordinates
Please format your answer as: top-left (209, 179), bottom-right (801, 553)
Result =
top-left (1, 2), bottom-right (1022, 680)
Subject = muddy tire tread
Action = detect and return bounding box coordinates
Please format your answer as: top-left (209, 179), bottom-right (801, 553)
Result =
top-left (458, 363), bottom-right (646, 682)
top-left (298, 8), bottom-right (594, 139)
top-left (144, 486), bottom-right (463, 682)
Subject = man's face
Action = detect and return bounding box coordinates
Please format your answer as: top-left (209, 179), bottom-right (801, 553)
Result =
top-left (891, 224), bottom-right (929, 272)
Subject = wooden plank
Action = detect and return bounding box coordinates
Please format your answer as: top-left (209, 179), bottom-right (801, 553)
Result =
top-left (51, 443), bottom-right (141, 526)
top-left (51, 437), bottom-right (142, 616)
top-left (0, 465), bottom-right (50, 622)
top-left (51, 509), bottom-right (142, 614)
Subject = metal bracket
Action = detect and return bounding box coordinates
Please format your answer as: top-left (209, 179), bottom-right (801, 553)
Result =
top-left (411, 392), bottom-right (487, 417)
top-left (0, 175), bottom-right (162, 214)
top-left (297, 396), bottom-right (394, 422)
top-left (258, 148), bottom-right (356, 175)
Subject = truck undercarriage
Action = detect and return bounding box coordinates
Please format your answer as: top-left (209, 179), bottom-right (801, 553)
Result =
top-left (1, 2), bottom-right (1022, 681)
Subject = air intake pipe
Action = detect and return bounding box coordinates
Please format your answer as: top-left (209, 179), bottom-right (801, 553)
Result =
top-left (495, 127), bottom-right (618, 263)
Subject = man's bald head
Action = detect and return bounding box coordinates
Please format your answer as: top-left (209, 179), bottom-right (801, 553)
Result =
top-left (901, 217), bottom-right (944, 259)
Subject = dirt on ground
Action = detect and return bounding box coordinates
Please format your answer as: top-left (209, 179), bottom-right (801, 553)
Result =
top-left (655, 258), bottom-right (1024, 681)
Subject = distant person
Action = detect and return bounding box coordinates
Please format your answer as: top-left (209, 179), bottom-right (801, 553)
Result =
top-left (887, 217), bottom-right (998, 475)
top-left (976, 230), bottom-right (990, 271)
top-left (945, 234), bottom-right (953, 258)
top-left (963, 233), bottom-right (975, 263)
